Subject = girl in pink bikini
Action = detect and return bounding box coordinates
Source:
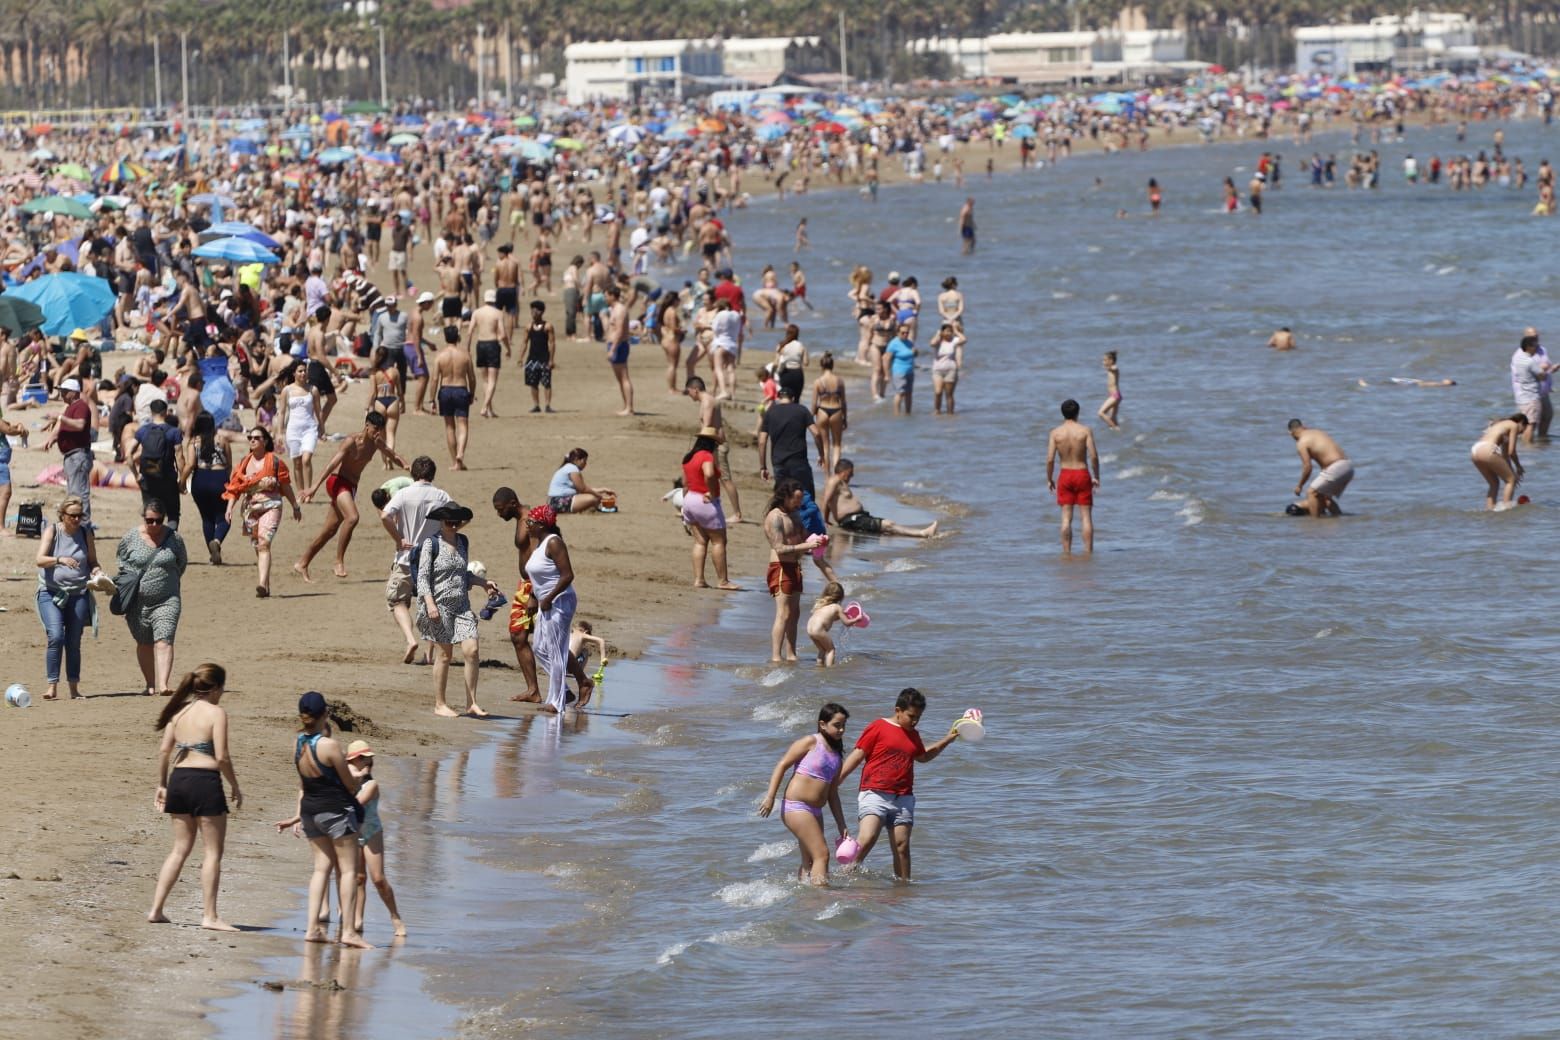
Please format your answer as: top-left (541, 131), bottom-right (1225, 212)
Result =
top-left (758, 703), bottom-right (851, 886)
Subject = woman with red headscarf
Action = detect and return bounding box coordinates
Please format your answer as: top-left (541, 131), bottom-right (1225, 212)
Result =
top-left (523, 504), bottom-right (589, 711)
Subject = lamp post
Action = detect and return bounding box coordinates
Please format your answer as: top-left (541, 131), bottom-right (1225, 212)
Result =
top-left (378, 23), bottom-right (388, 108)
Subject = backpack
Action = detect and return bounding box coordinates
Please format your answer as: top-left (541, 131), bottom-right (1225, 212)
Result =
top-left (138, 423), bottom-right (170, 478)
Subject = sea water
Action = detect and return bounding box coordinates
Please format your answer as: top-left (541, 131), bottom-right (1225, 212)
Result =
top-left (216, 120), bottom-right (1560, 1038)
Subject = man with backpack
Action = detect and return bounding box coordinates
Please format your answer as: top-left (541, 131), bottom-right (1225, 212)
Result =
top-left (133, 398), bottom-right (183, 529)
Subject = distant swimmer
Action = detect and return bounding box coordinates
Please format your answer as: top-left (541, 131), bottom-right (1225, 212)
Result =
top-left (1096, 351), bottom-right (1121, 429)
top-left (1357, 378), bottom-right (1456, 388)
top-left (1471, 413), bottom-right (1528, 510)
top-left (1045, 399), bottom-right (1100, 553)
top-left (958, 197), bottom-right (976, 254)
top-left (1267, 327), bottom-right (1295, 351)
top-left (1248, 171), bottom-right (1265, 215)
top-left (1288, 419), bottom-right (1352, 518)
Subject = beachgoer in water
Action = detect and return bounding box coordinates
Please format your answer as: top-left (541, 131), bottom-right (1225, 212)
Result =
top-left (763, 478), bottom-right (823, 663)
top-left (149, 663), bottom-right (241, 931)
top-left (836, 688), bottom-right (959, 881)
top-left (821, 459), bottom-right (938, 538)
top-left (1471, 413), bottom-right (1527, 510)
top-left (929, 325), bottom-right (965, 416)
top-left (1045, 399), bottom-right (1101, 553)
top-left (758, 702), bottom-right (850, 885)
top-left (346, 741), bottom-right (407, 938)
top-left (1097, 351), bottom-right (1121, 429)
top-left (806, 581), bottom-right (863, 667)
top-left (1288, 419), bottom-right (1353, 518)
top-left (811, 353), bottom-right (848, 471)
top-left (1267, 327), bottom-right (1296, 351)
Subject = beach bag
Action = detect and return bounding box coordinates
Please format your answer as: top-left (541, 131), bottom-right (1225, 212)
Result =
top-left (109, 567), bottom-right (142, 616)
top-left (138, 423), bottom-right (170, 478)
top-left (14, 501), bottom-right (43, 538)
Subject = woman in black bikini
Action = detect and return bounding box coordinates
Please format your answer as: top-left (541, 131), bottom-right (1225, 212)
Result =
top-left (811, 352), bottom-right (848, 472)
top-left (149, 663), bottom-right (242, 930)
top-left (368, 346), bottom-right (402, 466)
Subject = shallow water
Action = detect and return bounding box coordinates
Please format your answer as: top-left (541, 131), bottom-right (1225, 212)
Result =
top-left (218, 119), bottom-right (1560, 1038)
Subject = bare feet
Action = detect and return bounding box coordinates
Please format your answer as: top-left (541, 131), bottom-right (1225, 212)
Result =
top-left (728, 515), bottom-right (743, 524)
top-left (510, 692), bottom-right (542, 703)
top-left (465, 705), bottom-right (490, 718)
top-left (292, 561), bottom-right (313, 583)
top-left (392, 919), bottom-right (408, 937)
top-left (304, 930), bottom-right (332, 944)
top-left (615, 408), bottom-right (633, 417)
top-left (433, 704), bottom-right (460, 718)
top-left (256, 584), bottom-right (270, 598)
top-left (402, 643), bottom-right (419, 665)
top-left (42, 688), bottom-right (58, 700)
top-left (202, 918), bottom-right (240, 932)
top-left (538, 704), bottom-right (560, 714)
top-left (332, 565), bottom-right (349, 579)
top-left (453, 461), bottom-right (467, 471)
top-left (575, 679), bottom-right (594, 708)
top-left (692, 581), bottom-right (709, 588)
top-left (716, 582), bottom-right (742, 591)
top-left (147, 912), bottom-right (171, 924)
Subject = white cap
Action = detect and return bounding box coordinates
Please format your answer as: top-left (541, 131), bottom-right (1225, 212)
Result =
top-left (887, 271), bottom-right (901, 282)
top-left (59, 378), bottom-right (81, 393)
top-left (416, 291), bottom-right (435, 305)
top-left (483, 289), bottom-right (496, 304)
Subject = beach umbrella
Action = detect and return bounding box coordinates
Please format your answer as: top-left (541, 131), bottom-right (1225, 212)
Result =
top-left (362, 150), bottom-right (400, 165)
top-left (315, 147), bottom-right (356, 165)
top-left (814, 121), bottom-right (847, 135)
top-left (387, 132), bottom-right (420, 148)
top-left (552, 137), bottom-right (584, 151)
top-left (228, 139), bottom-right (259, 156)
top-left (660, 128), bottom-right (692, 142)
top-left (199, 222), bottom-right (281, 250)
top-left (21, 196), bottom-right (93, 219)
top-left (698, 117), bottom-right (726, 133)
top-left (8, 272), bottom-right (116, 335)
top-left (1010, 124), bottom-right (1037, 139)
top-left (513, 114), bottom-right (537, 128)
top-left (29, 147), bottom-right (55, 161)
top-left (0, 294), bottom-right (45, 335)
top-left (100, 160), bottom-right (150, 182)
top-left (755, 123), bottom-right (787, 142)
top-left (91, 195), bottom-right (128, 212)
top-left (607, 124), bottom-right (646, 145)
top-left (490, 134), bottom-right (524, 148)
top-left (192, 236), bottom-right (280, 265)
top-left (189, 192), bottom-right (236, 209)
top-left (510, 139), bottom-right (553, 161)
top-left (53, 163), bottom-right (91, 182)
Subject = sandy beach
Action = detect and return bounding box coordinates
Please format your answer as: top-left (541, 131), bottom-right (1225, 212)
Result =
top-left (0, 123), bottom-right (1123, 1038)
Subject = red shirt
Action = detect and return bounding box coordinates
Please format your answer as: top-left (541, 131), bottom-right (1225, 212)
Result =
top-left (855, 718), bottom-right (926, 795)
top-left (712, 280), bottom-right (745, 314)
top-left (682, 450), bottom-right (717, 496)
top-left (56, 399), bottom-right (91, 454)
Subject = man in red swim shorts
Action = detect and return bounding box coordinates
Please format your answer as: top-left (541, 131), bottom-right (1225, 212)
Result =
top-left (1045, 398), bottom-right (1101, 554)
top-left (295, 411), bottom-right (408, 581)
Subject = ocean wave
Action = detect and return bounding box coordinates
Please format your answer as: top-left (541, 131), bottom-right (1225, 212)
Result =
top-left (710, 922), bottom-right (765, 945)
top-left (715, 879), bottom-right (790, 909)
top-left (757, 668), bottom-right (793, 688)
top-left (752, 700), bottom-right (817, 729)
top-left (748, 840), bottom-right (796, 863)
top-left (1177, 501), bottom-right (1206, 526)
top-left (655, 941), bottom-right (692, 966)
top-left (542, 862), bottom-right (583, 879)
top-left (1148, 489), bottom-right (1186, 502)
top-left (642, 724), bottom-right (678, 747)
top-left (1115, 465), bottom-right (1150, 480)
top-left (815, 901), bottom-right (846, 921)
top-left (883, 558), bottom-right (923, 573)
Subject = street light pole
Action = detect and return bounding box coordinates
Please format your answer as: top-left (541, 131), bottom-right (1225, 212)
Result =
top-left (476, 23), bottom-right (485, 104)
top-left (283, 29), bottom-right (291, 102)
top-left (180, 31), bottom-right (189, 114)
top-left (378, 23), bottom-right (388, 108)
top-left (153, 36), bottom-right (163, 112)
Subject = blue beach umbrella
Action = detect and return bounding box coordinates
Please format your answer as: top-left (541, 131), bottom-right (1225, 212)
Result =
top-left (1010, 124), bottom-right (1037, 139)
top-left (199, 222), bottom-right (281, 250)
top-left (9, 272), bottom-right (117, 336)
top-left (192, 236), bottom-right (280, 265)
top-left (315, 147), bottom-right (356, 166)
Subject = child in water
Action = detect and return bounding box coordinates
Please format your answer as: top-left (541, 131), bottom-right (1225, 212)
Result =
top-left (757, 702), bottom-right (851, 886)
top-left (1097, 351), bottom-right (1121, 430)
top-left (347, 741), bottom-right (407, 938)
top-left (570, 619), bottom-right (608, 680)
top-left (807, 582), bottom-right (862, 667)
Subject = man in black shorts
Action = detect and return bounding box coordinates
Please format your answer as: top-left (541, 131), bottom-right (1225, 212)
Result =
top-left (821, 459), bottom-right (938, 538)
top-left (467, 289), bottom-right (506, 418)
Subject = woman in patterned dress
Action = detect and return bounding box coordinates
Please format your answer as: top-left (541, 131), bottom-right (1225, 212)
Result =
top-left (118, 497), bottom-right (188, 696)
top-left (415, 502), bottom-right (499, 718)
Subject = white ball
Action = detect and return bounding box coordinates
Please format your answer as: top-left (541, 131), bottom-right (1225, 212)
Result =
top-left (467, 560), bottom-right (487, 580)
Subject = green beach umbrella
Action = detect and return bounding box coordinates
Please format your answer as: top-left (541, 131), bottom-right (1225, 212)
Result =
top-left (0, 294), bottom-right (45, 336)
top-left (22, 196), bottom-right (93, 219)
top-left (552, 137), bottom-right (584, 151)
top-left (53, 163), bottom-right (91, 182)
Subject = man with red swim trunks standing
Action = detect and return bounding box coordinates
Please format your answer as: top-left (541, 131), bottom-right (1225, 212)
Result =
top-left (1045, 398), bottom-right (1101, 554)
top-left (295, 412), bottom-right (408, 581)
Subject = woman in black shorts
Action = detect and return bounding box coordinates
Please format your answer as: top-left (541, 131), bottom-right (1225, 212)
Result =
top-left (149, 663), bottom-right (243, 929)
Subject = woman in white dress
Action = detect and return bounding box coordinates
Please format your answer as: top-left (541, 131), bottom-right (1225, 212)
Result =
top-left (278, 361), bottom-right (321, 492)
top-left (524, 504), bottom-right (590, 712)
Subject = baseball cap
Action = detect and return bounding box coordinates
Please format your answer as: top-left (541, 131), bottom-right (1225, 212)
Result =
top-left (385, 295), bottom-right (397, 306)
top-left (887, 271), bottom-right (901, 282)
top-left (483, 288), bottom-right (496, 304)
top-left (298, 691), bottom-right (328, 717)
top-left (58, 378), bottom-right (81, 393)
top-left (416, 291), bottom-right (435, 305)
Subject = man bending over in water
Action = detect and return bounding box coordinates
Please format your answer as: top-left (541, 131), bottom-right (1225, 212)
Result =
top-left (295, 412), bottom-right (408, 580)
top-left (1289, 418), bottom-right (1352, 518)
top-left (821, 459), bottom-right (937, 538)
top-left (1045, 399), bottom-right (1100, 554)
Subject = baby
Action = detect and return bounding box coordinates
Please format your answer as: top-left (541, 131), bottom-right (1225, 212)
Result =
top-left (806, 582), bottom-right (862, 667)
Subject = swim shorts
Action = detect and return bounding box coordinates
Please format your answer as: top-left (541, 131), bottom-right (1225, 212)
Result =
top-left (403, 344), bottom-right (427, 379)
top-left (766, 560), bottom-right (802, 597)
top-left (837, 511), bottom-right (884, 535)
top-left (1055, 467), bottom-right (1094, 507)
top-left (524, 360), bottom-right (552, 388)
top-left (324, 473), bottom-right (358, 502)
top-left (476, 340), bottom-right (502, 369)
top-left (495, 287), bottom-right (519, 314)
top-left (442, 295), bottom-right (462, 320)
top-left (164, 767), bottom-right (228, 816)
top-left (607, 340), bottom-right (630, 365)
top-left (388, 251), bottom-right (407, 272)
top-left (507, 579), bottom-right (534, 634)
top-left (893, 369), bottom-right (914, 395)
top-left (301, 808), bottom-right (360, 841)
top-left (1309, 459), bottom-right (1355, 499)
top-left (858, 789), bottom-right (914, 828)
top-left (438, 387), bottom-right (472, 418)
top-left (307, 359), bottom-right (335, 397)
top-left (1518, 397), bottom-right (1542, 426)
top-left (548, 494), bottom-right (574, 514)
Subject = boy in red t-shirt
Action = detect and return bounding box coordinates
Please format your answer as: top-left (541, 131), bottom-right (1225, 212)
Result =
top-left (837, 687), bottom-right (959, 880)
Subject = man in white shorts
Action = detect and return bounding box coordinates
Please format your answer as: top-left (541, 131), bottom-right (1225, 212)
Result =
top-left (1288, 418), bottom-right (1353, 518)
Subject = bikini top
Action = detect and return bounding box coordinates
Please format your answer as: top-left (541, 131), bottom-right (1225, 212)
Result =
top-left (795, 733), bottom-right (841, 784)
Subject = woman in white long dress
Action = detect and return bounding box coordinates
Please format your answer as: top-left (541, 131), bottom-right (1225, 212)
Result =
top-left (524, 504), bottom-right (591, 712)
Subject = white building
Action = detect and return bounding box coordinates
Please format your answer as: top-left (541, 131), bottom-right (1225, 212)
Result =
top-left (908, 29), bottom-right (1187, 83)
top-left (1294, 12), bottom-right (1477, 74)
top-left (563, 39), bottom-right (723, 104)
top-left (720, 36), bottom-right (821, 85)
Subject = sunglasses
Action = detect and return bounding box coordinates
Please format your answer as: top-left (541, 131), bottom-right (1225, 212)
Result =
top-left (247, 434), bottom-right (265, 441)
top-left (143, 516), bottom-right (165, 525)
top-left (62, 511), bottom-right (84, 519)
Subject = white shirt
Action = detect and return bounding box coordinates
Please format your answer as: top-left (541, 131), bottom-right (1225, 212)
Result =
top-left (382, 480), bottom-right (451, 567)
